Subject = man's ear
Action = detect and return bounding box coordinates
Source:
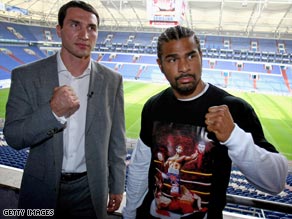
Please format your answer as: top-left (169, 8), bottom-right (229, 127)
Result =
top-left (56, 25), bottom-right (61, 38)
top-left (198, 50), bottom-right (203, 63)
top-left (156, 59), bottom-right (163, 73)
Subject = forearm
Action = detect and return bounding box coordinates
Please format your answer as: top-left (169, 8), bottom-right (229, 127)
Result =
top-left (223, 124), bottom-right (288, 194)
top-left (123, 138), bottom-right (151, 219)
top-left (4, 102), bottom-right (64, 149)
top-left (4, 69), bottom-right (65, 149)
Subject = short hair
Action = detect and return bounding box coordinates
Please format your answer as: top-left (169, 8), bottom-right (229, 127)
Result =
top-left (58, 1), bottom-right (100, 28)
top-left (157, 25), bottom-right (201, 60)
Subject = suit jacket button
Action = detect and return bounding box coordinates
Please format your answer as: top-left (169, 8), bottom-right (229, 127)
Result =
top-left (47, 129), bottom-right (54, 136)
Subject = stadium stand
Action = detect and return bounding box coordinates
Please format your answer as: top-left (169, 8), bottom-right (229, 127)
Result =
top-left (0, 21), bottom-right (292, 218)
top-left (0, 21), bottom-right (291, 94)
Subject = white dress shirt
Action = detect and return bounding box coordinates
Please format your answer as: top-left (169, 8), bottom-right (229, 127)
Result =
top-left (56, 51), bottom-right (91, 173)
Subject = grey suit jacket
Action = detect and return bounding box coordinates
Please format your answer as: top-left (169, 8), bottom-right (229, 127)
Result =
top-left (4, 54), bottom-right (127, 218)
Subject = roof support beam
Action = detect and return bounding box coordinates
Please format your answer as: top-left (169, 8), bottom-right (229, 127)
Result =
top-left (274, 4), bottom-right (292, 37)
top-left (218, 0), bottom-right (224, 33)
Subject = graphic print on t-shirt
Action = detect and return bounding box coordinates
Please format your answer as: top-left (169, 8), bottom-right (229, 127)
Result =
top-left (150, 122), bottom-right (215, 219)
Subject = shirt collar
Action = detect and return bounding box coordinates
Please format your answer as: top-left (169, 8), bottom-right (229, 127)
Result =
top-left (177, 82), bottom-right (209, 101)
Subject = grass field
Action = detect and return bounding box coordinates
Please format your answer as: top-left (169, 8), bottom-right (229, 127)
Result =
top-left (1, 81), bottom-right (291, 160)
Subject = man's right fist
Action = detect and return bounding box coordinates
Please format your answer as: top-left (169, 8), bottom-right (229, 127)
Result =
top-left (50, 85), bottom-right (80, 118)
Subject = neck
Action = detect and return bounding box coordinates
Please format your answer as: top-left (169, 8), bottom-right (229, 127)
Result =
top-left (60, 50), bottom-right (90, 77)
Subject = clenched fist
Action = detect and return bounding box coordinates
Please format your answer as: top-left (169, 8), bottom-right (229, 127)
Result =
top-left (205, 105), bottom-right (235, 142)
top-left (50, 85), bottom-right (80, 118)
top-left (107, 193), bottom-right (123, 213)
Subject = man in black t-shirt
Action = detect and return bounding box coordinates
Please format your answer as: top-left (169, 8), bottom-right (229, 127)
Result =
top-left (123, 25), bottom-right (288, 219)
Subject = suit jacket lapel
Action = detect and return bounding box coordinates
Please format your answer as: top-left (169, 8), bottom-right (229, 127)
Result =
top-left (85, 62), bottom-right (104, 134)
top-left (40, 54), bottom-right (61, 104)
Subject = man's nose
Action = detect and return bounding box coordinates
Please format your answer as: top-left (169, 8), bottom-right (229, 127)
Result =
top-left (178, 59), bottom-right (190, 72)
top-left (79, 28), bottom-right (89, 39)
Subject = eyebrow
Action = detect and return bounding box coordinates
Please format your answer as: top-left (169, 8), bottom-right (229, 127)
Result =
top-left (88, 23), bottom-right (97, 29)
top-left (69, 19), bottom-right (97, 28)
top-left (68, 19), bottom-right (80, 24)
top-left (164, 50), bottom-right (198, 60)
top-left (186, 50), bottom-right (198, 57)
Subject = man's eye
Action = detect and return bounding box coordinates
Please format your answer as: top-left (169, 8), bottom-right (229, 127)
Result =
top-left (71, 23), bottom-right (77, 28)
top-left (188, 54), bottom-right (195, 59)
top-left (89, 26), bottom-right (97, 31)
top-left (168, 58), bottom-right (176, 63)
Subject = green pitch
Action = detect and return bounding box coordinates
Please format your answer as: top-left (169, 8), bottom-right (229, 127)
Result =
top-left (0, 88), bottom-right (9, 119)
top-left (1, 81), bottom-right (291, 160)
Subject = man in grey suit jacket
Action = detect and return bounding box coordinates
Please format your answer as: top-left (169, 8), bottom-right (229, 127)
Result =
top-left (4, 1), bottom-right (127, 218)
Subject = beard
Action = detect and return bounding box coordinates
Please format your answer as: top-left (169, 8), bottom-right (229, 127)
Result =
top-left (170, 74), bottom-right (200, 96)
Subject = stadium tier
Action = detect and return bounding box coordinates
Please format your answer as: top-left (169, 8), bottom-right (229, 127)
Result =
top-left (1, 20), bottom-right (292, 53)
top-left (1, 21), bottom-right (292, 93)
top-left (0, 49), bottom-right (291, 93)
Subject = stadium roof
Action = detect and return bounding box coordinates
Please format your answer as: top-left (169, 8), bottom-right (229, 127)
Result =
top-left (0, 0), bottom-right (292, 40)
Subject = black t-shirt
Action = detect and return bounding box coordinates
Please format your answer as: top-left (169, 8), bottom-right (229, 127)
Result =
top-left (137, 83), bottom-right (277, 219)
